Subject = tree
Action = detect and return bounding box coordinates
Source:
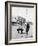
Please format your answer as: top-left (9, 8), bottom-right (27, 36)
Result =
top-left (17, 16), bottom-right (26, 26)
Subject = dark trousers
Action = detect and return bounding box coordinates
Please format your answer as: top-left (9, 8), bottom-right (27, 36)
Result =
top-left (26, 28), bottom-right (29, 35)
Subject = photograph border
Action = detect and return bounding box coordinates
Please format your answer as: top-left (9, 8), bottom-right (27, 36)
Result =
top-left (5, 1), bottom-right (37, 45)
